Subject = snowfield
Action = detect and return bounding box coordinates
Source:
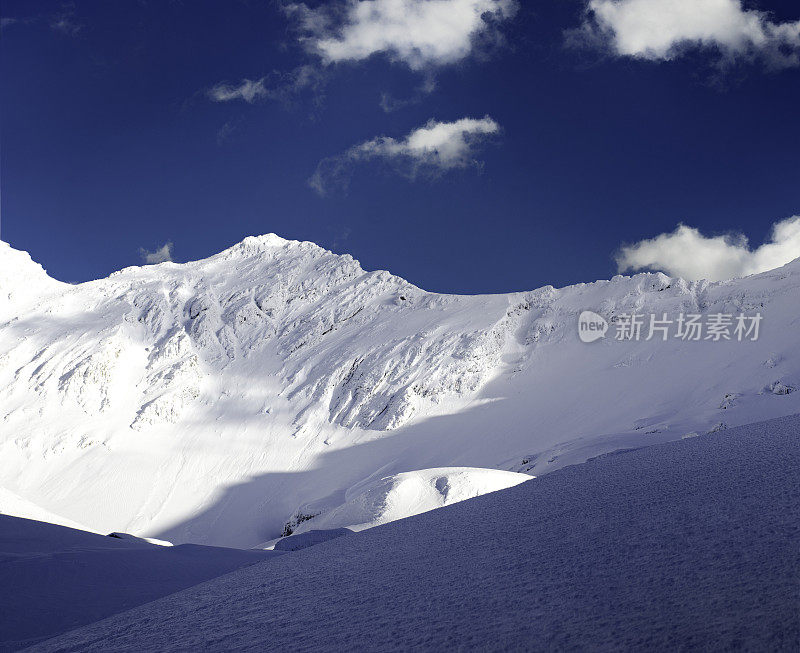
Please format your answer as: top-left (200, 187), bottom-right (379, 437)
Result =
top-left (1, 236), bottom-right (800, 547)
top-left (260, 467), bottom-right (531, 547)
top-left (0, 515), bottom-right (275, 651)
top-left (0, 489), bottom-right (95, 534)
top-left (23, 414), bottom-right (800, 652)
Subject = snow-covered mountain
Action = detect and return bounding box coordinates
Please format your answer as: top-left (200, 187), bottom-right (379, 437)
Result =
top-left (1, 235), bottom-right (799, 547)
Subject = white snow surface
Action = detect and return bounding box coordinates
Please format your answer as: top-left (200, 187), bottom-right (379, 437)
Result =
top-left (271, 528), bottom-right (352, 552)
top-left (2, 234), bottom-right (800, 547)
top-left (107, 532), bottom-right (174, 547)
top-left (25, 414), bottom-right (800, 652)
top-left (0, 488), bottom-right (96, 534)
top-left (271, 467), bottom-right (531, 541)
top-left (0, 242), bottom-right (68, 323)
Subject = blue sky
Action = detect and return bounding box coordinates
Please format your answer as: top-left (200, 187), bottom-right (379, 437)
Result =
top-left (2, 0), bottom-right (799, 293)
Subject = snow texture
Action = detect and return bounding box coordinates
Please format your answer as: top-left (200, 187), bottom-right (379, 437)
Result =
top-left (272, 528), bottom-right (352, 552)
top-left (107, 532), bottom-right (174, 546)
top-left (0, 516), bottom-right (276, 652)
top-left (2, 235), bottom-right (800, 547)
top-left (26, 414), bottom-right (800, 652)
top-left (272, 467), bottom-right (531, 539)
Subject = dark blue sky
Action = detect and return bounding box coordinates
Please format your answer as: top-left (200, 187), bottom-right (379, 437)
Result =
top-left (2, 0), bottom-right (799, 293)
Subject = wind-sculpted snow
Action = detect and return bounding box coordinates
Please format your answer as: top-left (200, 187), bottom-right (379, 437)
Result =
top-left (26, 415), bottom-right (800, 652)
top-left (268, 467), bottom-right (531, 542)
top-left (1, 235), bottom-right (800, 546)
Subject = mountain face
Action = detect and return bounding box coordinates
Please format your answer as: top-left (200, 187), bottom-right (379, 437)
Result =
top-left (1, 235), bottom-right (799, 547)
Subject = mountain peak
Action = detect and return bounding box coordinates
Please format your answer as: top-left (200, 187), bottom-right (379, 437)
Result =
top-left (216, 233), bottom-right (317, 260)
top-left (238, 233), bottom-right (291, 249)
top-left (203, 233), bottom-right (354, 269)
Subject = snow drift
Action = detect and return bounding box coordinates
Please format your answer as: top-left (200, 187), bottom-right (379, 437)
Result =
top-left (1, 234), bottom-right (799, 546)
top-left (271, 467), bottom-right (531, 541)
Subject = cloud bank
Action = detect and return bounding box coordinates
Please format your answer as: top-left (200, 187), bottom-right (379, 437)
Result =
top-left (616, 216), bottom-right (800, 281)
top-left (139, 242), bottom-right (174, 265)
top-left (309, 116), bottom-right (500, 194)
top-left (577, 0), bottom-right (800, 67)
top-left (287, 0), bottom-right (518, 70)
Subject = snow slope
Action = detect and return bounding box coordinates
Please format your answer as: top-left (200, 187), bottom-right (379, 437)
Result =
top-left (27, 414), bottom-right (800, 652)
top-left (0, 489), bottom-right (95, 533)
top-left (268, 467), bottom-right (531, 543)
top-left (0, 515), bottom-right (276, 652)
top-left (0, 242), bottom-right (67, 323)
top-left (2, 235), bottom-right (800, 547)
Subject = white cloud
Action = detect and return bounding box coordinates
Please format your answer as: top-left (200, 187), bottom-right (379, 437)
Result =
top-left (354, 116), bottom-right (500, 166)
top-left (208, 78), bottom-right (268, 103)
top-left (139, 242), bottom-right (174, 265)
top-left (577, 0), bottom-right (800, 67)
top-left (207, 66), bottom-right (325, 105)
top-left (616, 217), bottom-right (800, 281)
top-left (287, 0), bottom-right (518, 70)
top-left (210, 1), bottom-right (515, 109)
top-left (309, 116), bottom-right (500, 194)
top-left (380, 75), bottom-right (437, 112)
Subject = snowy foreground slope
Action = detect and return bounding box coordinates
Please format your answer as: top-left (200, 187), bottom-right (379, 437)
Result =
top-left (0, 516), bottom-right (274, 651)
top-left (28, 414), bottom-right (800, 652)
top-left (1, 236), bottom-right (800, 547)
